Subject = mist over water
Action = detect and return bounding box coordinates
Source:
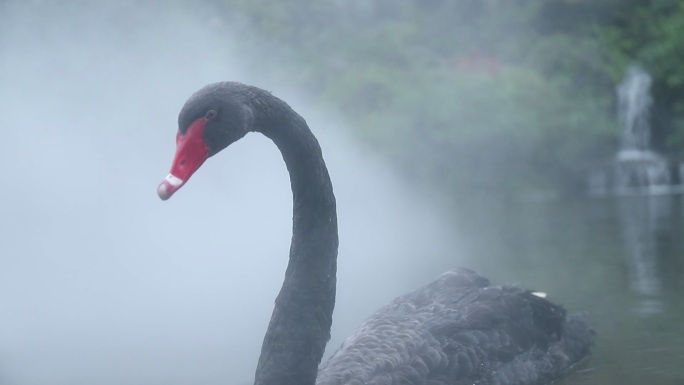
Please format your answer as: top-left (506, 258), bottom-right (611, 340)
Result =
top-left (0, 2), bottom-right (463, 384)
top-left (7, 3), bottom-right (684, 385)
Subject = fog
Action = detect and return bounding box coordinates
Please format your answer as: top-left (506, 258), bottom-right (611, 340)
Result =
top-left (0, 2), bottom-right (466, 384)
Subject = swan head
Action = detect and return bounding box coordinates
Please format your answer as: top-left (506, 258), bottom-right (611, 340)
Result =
top-left (158, 82), bottom-right (254, 200)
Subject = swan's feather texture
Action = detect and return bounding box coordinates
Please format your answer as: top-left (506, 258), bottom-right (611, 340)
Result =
top-left (317, 269), bottom-right (593, 385)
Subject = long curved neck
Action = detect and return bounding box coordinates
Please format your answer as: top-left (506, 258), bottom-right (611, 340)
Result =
top-left (252, 97), bottom-right (338, 385)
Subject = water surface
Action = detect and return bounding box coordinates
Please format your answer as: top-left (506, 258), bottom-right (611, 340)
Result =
top-left (449, 193), bottom-right (684, 384)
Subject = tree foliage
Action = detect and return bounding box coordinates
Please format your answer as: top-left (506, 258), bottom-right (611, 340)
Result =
top-left (206, 0), bottom-right (684, 198)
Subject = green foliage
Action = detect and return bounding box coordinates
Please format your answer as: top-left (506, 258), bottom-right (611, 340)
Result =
top-left (207, 0), bottom-right (683, 197)
top-left (597, 0), bottom-right (684, 152)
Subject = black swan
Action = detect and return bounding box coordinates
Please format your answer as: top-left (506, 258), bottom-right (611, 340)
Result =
top-left (157, 82), bottom-right (594, 385)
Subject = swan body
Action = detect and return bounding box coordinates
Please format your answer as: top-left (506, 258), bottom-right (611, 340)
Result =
top-left (158, 82), bottom-right (593, 385)
top-left (317, 269), bottom-right (592, 385)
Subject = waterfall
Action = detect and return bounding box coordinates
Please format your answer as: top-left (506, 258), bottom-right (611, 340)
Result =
top-left (589, 66), bottom-right (683, 196)
top-left (617, 66), bottom-right (653, 154)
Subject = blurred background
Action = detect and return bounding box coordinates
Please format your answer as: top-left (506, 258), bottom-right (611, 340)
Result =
top-left (1, 1), bottom-right (683, 384)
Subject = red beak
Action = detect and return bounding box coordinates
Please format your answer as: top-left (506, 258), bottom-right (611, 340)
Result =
top-left (157, 119), bottom-right (209, 200)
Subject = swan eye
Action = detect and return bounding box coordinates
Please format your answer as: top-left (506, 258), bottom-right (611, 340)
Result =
top-left (205, 110), bottom-right (218, 120)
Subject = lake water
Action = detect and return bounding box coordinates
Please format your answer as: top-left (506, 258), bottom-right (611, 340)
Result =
top-left (449, 193), bottom-right (684, 384)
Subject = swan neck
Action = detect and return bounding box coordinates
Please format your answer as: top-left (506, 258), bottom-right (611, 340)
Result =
top-left (253, 103), bottom-right (338, 385)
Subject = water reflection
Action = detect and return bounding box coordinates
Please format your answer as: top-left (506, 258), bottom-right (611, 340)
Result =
top-left (453, 193), bottom-right (684, 384)
top-left (617, 195), bottom-right (680, 316)
top-left (616, 195), bottom-right (672, 315)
